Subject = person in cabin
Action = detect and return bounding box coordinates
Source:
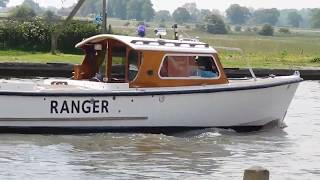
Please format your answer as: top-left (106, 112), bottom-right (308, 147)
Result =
top-left (195, 57), bottom-right (218, 78)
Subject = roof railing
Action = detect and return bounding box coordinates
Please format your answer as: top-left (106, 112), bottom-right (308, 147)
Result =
top-left (130, 40), bottom-right (209, 48)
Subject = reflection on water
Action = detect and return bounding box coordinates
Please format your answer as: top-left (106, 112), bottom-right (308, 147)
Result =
top-left (0, 81), bottom-right (319, 179)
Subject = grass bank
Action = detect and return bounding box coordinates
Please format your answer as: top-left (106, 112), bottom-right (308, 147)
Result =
top-left (0, 50), bottom-right (82, 64)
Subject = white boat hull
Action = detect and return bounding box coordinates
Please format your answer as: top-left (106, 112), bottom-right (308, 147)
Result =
top-left (0, 76), bottom-right (301, 133)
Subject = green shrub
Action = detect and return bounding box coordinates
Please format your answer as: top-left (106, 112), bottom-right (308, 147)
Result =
top-left (258, 24), bottom-right (274, 36)
top-left (195, 23), bottom-right (206, 31)
top-left (206, 24), bottom-right (228, 34)
top-left (280, 50), bottom-right (288, 60)
top-left (245, 27), bottom-right (252, 32)
top-left (123, 22), bottom-right (130, 26)
top-left (158, 23), bottom-right (166, 28)
top-left (311, 57), bottom-right (320, 63)
top-left (9, 5), bottom-right (36, 20)
top-left (234, 26), bottom-right (242, 32)
top-left (108, 24), bottom-right (113, 34)
top-left (226, 25), bottom-right (231, 32)
top-left (1, 18), bottom-right (50, 51)
top-left (205, 14), bottom-right (228, 34)
top-left (279, 28), bottom-right (290, 34)
top-left (1, 19), bottom-right (100, 53)
top-left (58, 21), bottom-right (100, 53)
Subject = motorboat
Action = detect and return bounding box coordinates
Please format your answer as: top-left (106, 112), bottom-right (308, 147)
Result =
top-left (0, 34), bottom-right (303, 133)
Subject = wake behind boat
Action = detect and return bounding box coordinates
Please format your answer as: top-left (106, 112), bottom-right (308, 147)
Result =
top-left (0, 34), bottom-right (302, 133)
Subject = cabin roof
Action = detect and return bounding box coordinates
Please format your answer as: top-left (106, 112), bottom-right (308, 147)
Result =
top-left (75, 34), bottom-right (217, 54)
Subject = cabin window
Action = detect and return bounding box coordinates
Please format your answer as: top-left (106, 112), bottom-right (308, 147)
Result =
top-left (110, 46), bottom-right (126, 82)
top-left (159, 55), bottom-right (219, 78)
top-left (128, 50), bottom-right (140, 81)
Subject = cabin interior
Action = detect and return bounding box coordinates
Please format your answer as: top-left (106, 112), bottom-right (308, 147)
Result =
top-left (73, 38), bottom-right (229, 88)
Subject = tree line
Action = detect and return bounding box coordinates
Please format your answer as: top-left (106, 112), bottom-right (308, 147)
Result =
top-left (2, 0), bottom-right (320, 35)
top-left (1, 0), bottom-right (320, 29)
top-left (76, 0), bottom-right (155, 21)
top-left (168, 3), bottom-right (320, 29)
top-left (225, 4), bottom-right (320, 28)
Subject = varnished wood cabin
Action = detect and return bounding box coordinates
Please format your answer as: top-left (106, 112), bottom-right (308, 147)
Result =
top-left (74, 34), bottom-right (229, 88)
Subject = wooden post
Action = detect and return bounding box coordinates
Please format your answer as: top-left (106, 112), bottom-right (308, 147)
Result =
top-left (51, 33), bottom-right (57, 55)
top-left (102, 0), bottom-right (107, 33)
top-left (243, 166), bottom-right (269, 180)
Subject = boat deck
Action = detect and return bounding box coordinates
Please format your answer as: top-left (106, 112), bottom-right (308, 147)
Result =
top-left (0, 75), bottom-right (302, 95)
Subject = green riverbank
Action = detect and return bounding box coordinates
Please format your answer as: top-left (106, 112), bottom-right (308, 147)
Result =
top-left (1, 30), bottom-right (320, 69)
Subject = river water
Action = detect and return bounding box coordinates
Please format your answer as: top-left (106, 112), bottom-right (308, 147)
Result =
top-left (0, 81), bottom-right (319, 180)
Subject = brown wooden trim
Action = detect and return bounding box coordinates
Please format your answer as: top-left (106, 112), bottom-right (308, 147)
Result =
top-left (73, 37), bottom-right (228, 87)
top-left (125, 48), bottom-right (130, 83)
top-left (130, 51), bottom-right (229, 88)
top-left (106, 40), bottom-right (112, 81)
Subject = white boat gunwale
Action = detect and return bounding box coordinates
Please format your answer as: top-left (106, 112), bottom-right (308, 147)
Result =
top-left (0, 77), bottom-right (302, 96)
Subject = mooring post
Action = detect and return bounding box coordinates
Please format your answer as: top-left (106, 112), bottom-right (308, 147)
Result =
top-left (243, 166), bottom-right (269, 180)
top-left (102, 0), bottom-right (107, 33)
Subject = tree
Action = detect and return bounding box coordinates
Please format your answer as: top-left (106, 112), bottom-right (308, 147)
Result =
top-left (78, 0), bottom-right (100, 17)
top-left (22, 0), bottom-right (42, 14)
top-left (287, 11), bottom-right (303, 27)
top-left (57, 6), bottom-right (74, 16)
top-left (0, 0), bottom-right (8, 8)
top-left (10, 5), bottom-right (36, 19)
top-left (126, 0), bottom-right (154, 21)
top-left (141, 0), bottom-right (155, 21)
top-left (154, 10), bottom-right (171, 22)
top-left (205, 14), bottom-right (227, 34)
top-left (311, 9), bottom-right (320, 28)
top-left (259, 24), bottom-right (274, 36)
top-left (43, 10), bottom-right (60, 23)
top-left (108, 0), bottom-right (127, 20)
top-left (199, 9), bottom-right (211, 21)
top-left (226, 4), bottom-right (251, 25)
top-left (182, 3), bottom-right (200, 22)
top-left (252, 8), bottom-right (280, 25)
top-left (126, 0), bottom-right (142, 20)
top-left (172, 7), bottom-right (191, 24)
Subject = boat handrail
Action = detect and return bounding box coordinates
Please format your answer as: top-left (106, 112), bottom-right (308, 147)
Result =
top-left (130, 40), bottom-right (209, 48)
top-left (214, 46), bottom-right (257, 81)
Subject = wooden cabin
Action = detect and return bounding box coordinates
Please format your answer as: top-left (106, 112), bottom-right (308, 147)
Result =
top-left (74, 35), bottom-right (229, 88)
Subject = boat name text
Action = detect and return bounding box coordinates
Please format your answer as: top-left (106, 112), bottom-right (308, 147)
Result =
top-left (50, 100), bottom-right (109, 114)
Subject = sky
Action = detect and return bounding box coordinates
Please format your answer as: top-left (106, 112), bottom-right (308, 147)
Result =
top-left (6, 0), bottom-right (320, 12)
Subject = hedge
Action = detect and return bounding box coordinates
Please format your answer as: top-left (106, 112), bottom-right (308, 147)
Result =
top-left (0, 18), bottom-right (100, 53)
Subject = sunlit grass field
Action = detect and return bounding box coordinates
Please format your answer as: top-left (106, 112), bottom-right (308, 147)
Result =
top-left (177, 30), bottom-right (320, 68)
top-left (112, 24), bottom-right (320, 68)
top-left (0, 50), bottom-right (82, 64)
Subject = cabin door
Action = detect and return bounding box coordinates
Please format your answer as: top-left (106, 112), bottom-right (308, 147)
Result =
top-left (107, 40), bottom-right (127, 83)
